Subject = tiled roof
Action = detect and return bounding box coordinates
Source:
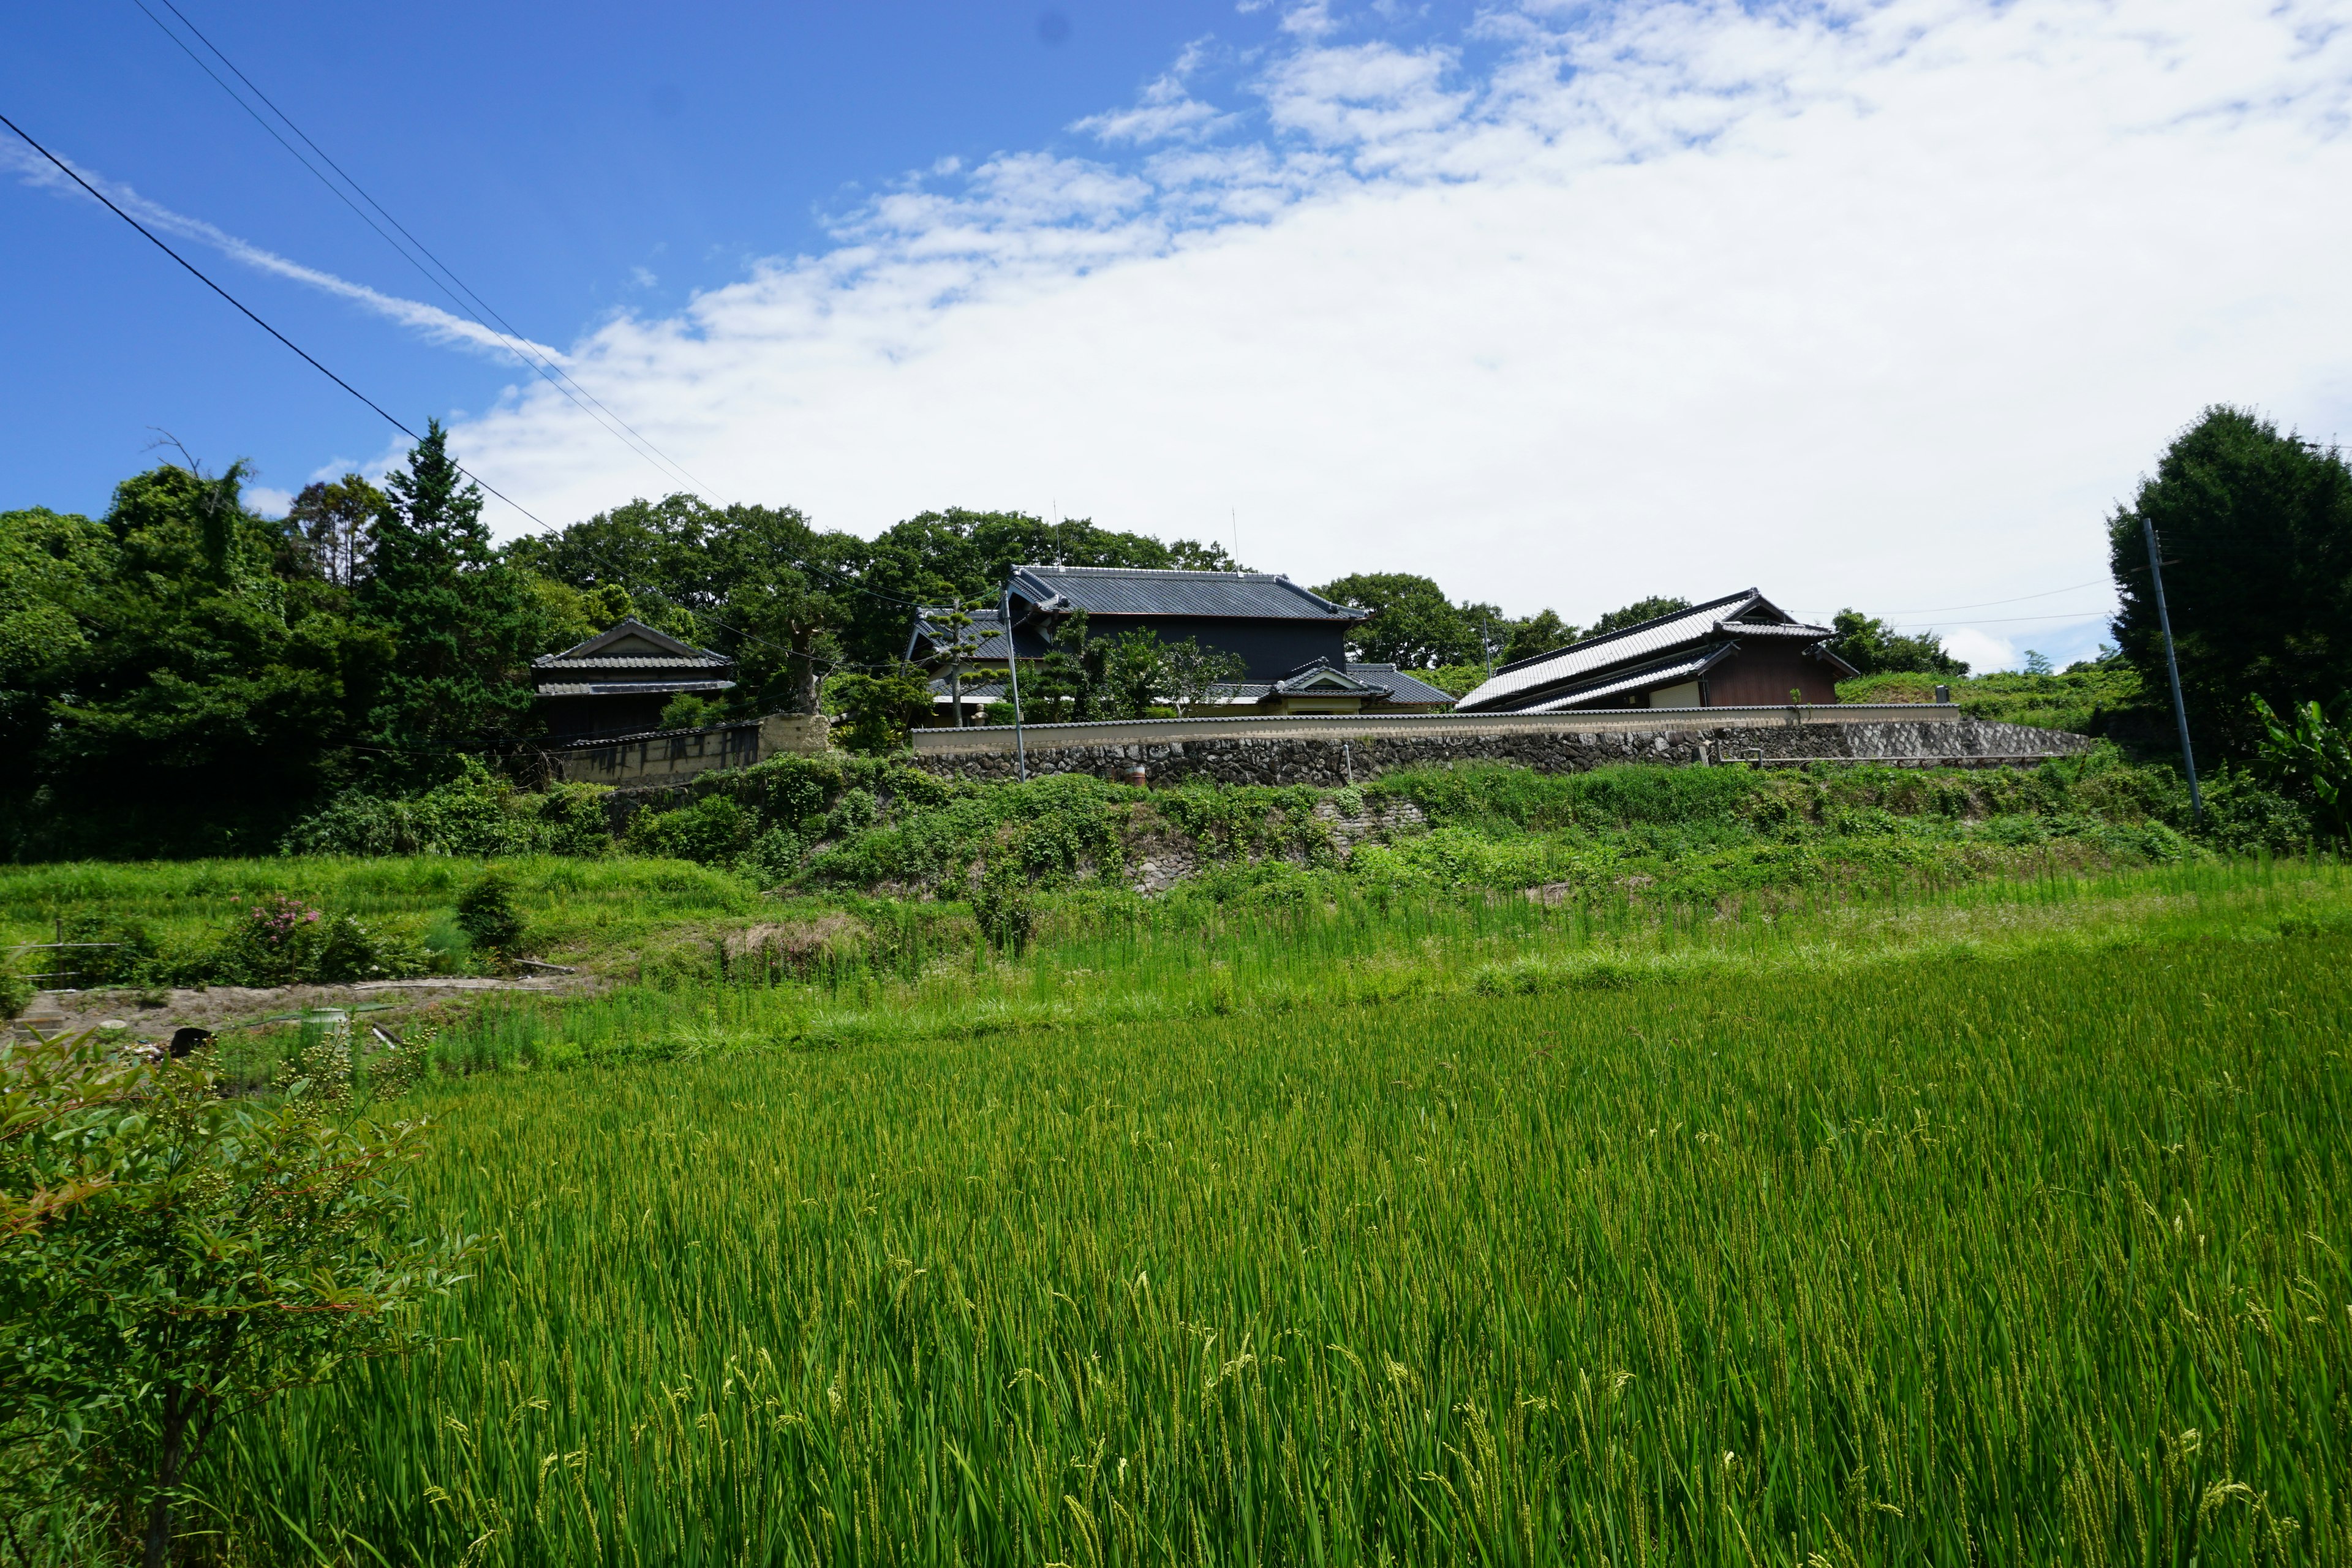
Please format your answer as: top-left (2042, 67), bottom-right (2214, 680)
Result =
top-left (1345, 663), bottom-right (1458, 705)
top-left (1517, 649), bottom-right (1730, 713)
top-left (537, 680), bottom-right (735, 698)
top-left (1456, 590), bottom-right (1831, 712)
top-left (1010, 565), bottom-right (1366, 622)
top-left (537, 617), bottom-right (729, 671)
top-left (908, 607), bottom-right (1052, 664)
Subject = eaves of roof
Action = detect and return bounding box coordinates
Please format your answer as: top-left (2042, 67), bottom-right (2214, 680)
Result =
top-left (536, 680), bottom-right (737, 698)
top-left (1517, 646), bottom-right (1736, 713)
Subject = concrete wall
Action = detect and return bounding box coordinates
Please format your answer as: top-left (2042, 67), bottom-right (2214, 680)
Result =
top-left (908, 716), bottom-right (2092, 788)
top-left (550, 713), bottom-right (831, 788)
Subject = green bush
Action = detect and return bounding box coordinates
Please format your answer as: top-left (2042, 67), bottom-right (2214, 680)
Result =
top-left (973, 856), bottom-right (1036, 953)
top-left (624, 794), bottom-right (756, 865)
top-left (0, 962), bottom-right (29, 1021)
top-left (207, 895), bottom-right (330, 987)
top-left (455, 870), bottom-right (529, 960)
top-left (314, 914), bottom-right (431, 983)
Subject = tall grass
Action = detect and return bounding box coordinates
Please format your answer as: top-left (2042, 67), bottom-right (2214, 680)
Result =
top-left (200, 864), bottom-right (2352, 1564)
top-left (0, 855), bottom-right (757, 968)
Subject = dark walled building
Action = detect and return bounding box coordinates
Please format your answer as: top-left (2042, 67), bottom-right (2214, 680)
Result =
top-left (533, 619), bottom-right (736, 741)
top-left (1453, 589), bottom-right (1856, 714)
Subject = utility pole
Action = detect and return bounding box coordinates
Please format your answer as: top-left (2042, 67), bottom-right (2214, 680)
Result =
top-left (2143, 517), bottom-right (2202, 822)
top-left (1001, 581), bottom-right (1028, 782)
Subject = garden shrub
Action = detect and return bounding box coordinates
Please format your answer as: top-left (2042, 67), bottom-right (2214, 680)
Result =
top-left (0, 962), bottom-right (28, 1021)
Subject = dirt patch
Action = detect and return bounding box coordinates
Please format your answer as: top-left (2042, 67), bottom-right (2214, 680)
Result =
top-left (9, 973), bottom-right (598, 1044)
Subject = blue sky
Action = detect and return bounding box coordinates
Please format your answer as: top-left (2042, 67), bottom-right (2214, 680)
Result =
top-left (9, 0), bottom-right (2352, 670)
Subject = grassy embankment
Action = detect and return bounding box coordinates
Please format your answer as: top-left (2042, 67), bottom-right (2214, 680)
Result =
top-left (190, 857), bottom-right (2352, 1564)
top-left (1834, 665), bottom-right (2142, 735)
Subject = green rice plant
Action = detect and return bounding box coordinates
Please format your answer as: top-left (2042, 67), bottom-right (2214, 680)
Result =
top-left (194, 863), bottom-right (2352, 1564)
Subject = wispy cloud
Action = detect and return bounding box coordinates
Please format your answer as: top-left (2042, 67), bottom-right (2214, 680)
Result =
top-left (2, 141), bottom-right (564, 364)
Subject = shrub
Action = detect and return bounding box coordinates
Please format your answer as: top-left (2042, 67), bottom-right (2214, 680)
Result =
top-left (625, 794), bottom-right (756, 864)
top-left (0, 962), bottom-right (28, 1022)
top-left (535, 783), bottom-right (614, 858)
top-left (658, 693), bottom-right (718, 731)
top-left (973, 856), bottom-right (1036, 953)
top-left (455, 870), bottom-right (529, 960)
top-left (741, 826), bottom-right (804, 887)
top-left (0, 1031), bottom-right (472, 1564)
top-left (313, 914), bottom-right (431, 983)
top-left (208, 894), bottom-right (329, 987)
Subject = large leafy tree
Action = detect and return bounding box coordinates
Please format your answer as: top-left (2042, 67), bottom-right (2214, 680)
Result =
top-left (7, 467), bottom-right (388, 857)
top-left (356, 422), bottom-right (546, 782)
top-left (1317, 573), bottom-right (1483, 668)
top-left (1585, 595), bottom-right (1692, 639)
top-left (2109, 406), bottom-right (2352, 758)
top-left (1825, 610), bottom-right (1969, 676)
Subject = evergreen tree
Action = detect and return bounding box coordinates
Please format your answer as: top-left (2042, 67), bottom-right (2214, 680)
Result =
top-left (356, 422), bottom-right (543, 781)
top-left (2110, 407), bottom-right (2352, 758)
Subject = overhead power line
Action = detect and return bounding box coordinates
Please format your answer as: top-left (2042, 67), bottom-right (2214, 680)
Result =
top-left (134, 0), bottom-right (731, 509)
top-left (1878, 578), bottom-right (2113, 616)
top-left (1, 110), bottom-right (545, 527)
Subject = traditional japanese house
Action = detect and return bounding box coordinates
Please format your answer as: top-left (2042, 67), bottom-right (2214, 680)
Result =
top-left (533, 618), bottom-right (736, 740)
top-left (1452, 589), bottom-right (1855, 714)
top-left (904, 565), bottom-right (1454, 723)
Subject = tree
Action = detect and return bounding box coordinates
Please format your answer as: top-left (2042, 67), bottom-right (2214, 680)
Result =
top-left (1316, 573), bottom-right (1482, 668)
top-left (0, 1031), bottom-right (471, 1565)
top-left (1585, 595), bottom-right (1692, 639)
top-left (7, 467), bottom-right (391, 858)
top-left (1502, 609), bottom-right (1578, 665)
top-left (1161, 636), bottom-right (1247, 715)
top-left (1824, 610), bottom-right (1970, 676)
top-left (356, 422), bottom-right (547, 781)
top-left (826, 666), bottom-right (932, 754)
top-left (2109, 406), bottom-right (2352, 758)
top-left (284, 474), bottom-right (385, 588)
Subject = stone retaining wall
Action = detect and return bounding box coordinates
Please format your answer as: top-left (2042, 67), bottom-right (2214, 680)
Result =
top-left (908, 718), bottom-right (2093, 788)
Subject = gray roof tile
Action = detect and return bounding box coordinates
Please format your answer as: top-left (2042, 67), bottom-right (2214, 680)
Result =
top-left (1011, 565), bottom-right (1365, 621)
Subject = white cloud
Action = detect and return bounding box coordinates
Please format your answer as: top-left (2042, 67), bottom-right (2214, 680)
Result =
top-left (243, 483), bottom-right (295, 518)
top-left (2, 141), bottom-right (564, 364)
top-left (439, 0), bottom-right (2352, 627)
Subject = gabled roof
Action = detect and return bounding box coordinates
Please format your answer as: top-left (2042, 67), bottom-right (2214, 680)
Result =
top-left (1268, 657), bottom-right (1382, 696)
top-left (1009, 565), bottom-right (1366, 622)
top-left (535, 617), bottom-right (729, 670)
top-left (907, 606), bottom-right (1050, 665)
top-left (1455, 589), bottom-right (1832, 712)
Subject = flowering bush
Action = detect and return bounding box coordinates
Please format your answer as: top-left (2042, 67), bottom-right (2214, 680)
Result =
top-left (209, 895), bottom-right (326, 987)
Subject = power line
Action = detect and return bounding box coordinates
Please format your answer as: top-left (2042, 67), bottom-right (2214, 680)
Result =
top-left (1886, 609), bottom-right (2115, 630)
top-left (133, 0), bottom-right (729, 507)
top-left (1, 110), bottom-right (545, 527)
top-left (1878, 578), bottom-right (2112, 616)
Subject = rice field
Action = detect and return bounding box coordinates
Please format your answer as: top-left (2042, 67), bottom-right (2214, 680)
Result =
top-left (196, 861), bottom-right (2352, 1565)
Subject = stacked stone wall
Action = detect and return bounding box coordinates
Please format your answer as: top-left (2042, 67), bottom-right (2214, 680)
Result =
top-left (907, 719), bottom-right (2092, 788)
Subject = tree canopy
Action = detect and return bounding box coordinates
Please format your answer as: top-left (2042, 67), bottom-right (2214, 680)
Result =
top-left (2109, 405), bottom-right (2352, 758)
top-left (1824, 610), bottom-right (1969, 677)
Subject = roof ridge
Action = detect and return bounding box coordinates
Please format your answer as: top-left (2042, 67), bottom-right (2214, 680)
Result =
top-left (1018, 563), bottom-right (1283, 579)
